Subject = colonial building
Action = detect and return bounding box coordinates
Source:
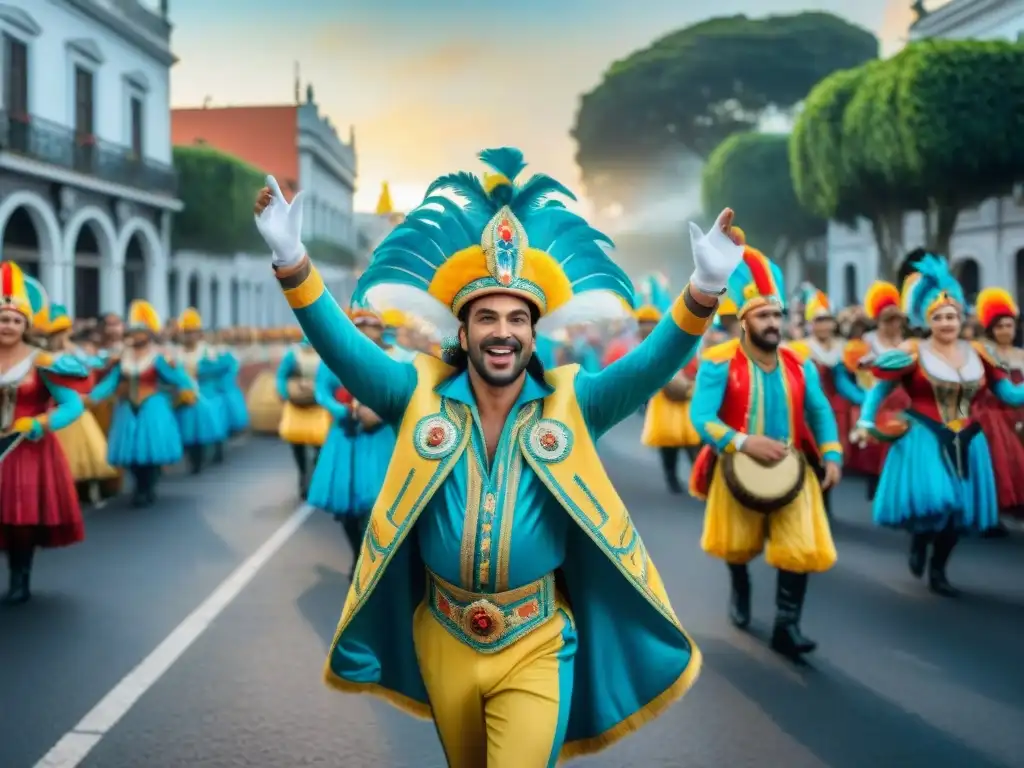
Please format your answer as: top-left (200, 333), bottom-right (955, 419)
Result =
top-left (827, 0), bottom-right (1024, 305)
top-left (0, 0), bottom-right (181, 318)
top-left (170, 84), bottom-right (362, 324)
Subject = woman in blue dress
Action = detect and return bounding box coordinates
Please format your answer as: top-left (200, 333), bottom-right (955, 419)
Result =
top-left (216, 336), bottom-right (250, 438)
top-left (88, 300), bottom-right (198, 506)
top-left (855, 256), bottom-right (1024, 595)
top-left (171, 308), bottom-right (228, 473)
top-left (307, 306), bottom-right (397, 577)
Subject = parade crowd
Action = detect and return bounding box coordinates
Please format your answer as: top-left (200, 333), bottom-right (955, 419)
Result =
top-left (3, 146), bottom-right (1024, 767)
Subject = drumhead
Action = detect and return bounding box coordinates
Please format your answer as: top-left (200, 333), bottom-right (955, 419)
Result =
top-left (723, 448), bottom-right (806, 513)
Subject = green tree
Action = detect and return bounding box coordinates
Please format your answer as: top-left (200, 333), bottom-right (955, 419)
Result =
top-left (702, 131), bottom-right (825, 260)
top-left (572, 12), bottom-right (878, 213)
top-left (791, 39), bottom-right (1024, 279)
top-left (172, 145), bottom-right (267, 255)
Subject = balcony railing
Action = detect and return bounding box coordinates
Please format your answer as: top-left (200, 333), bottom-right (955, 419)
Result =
top-left (0, 110), bottom-right (178, 196)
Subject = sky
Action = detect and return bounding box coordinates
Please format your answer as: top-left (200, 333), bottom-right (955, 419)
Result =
top-left (167, 0), bottom-right (918, 213)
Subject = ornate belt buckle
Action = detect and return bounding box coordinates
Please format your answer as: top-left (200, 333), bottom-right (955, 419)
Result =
top-left (461, 598), bottom-right (506, 641)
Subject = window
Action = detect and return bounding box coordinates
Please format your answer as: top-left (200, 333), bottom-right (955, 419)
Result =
top-left (74, 65), bottom-right (94, 138)
top-left (130, 95), bottom-right (143, 157)
top-left (2, 33), bottom-right (28, 118)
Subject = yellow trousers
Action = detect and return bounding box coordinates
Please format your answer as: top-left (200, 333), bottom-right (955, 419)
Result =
top-left (700, 463), bottom-right (837, 573)
top-left (413, 599), bottom-right (577, 768)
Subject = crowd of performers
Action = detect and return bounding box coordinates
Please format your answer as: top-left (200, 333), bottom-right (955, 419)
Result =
top-left (0, 263), bottom-right (303, 606)
top-left (246, 142), bottom-right (1023, 766)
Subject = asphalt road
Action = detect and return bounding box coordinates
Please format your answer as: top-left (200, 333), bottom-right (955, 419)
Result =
top-left (2, 422), bottom-right (1024, 768)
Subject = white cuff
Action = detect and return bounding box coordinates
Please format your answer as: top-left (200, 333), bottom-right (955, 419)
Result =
top-left (731, 433), bottom-right (748, 452)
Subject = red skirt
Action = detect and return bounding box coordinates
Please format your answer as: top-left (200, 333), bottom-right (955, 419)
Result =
top-left (0, 432), bottom-right (85, 549)
top-left (976, 404), bottom-right (1024, 518)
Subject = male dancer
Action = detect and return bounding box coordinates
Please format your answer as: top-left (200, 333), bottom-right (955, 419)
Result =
top-left (254, 147), bottom-right (742, 766)
top-left (689, 231), bottom-right (841, 660)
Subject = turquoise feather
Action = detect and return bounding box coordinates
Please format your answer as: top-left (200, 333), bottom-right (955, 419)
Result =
top-left (636, 273), bottom-right (673, 314)
top-left (39, 353), bottom-right (89, 378)
top-left (355, 147), bottom-right (635, 315)
top-left (874, 349), bottom-right (915, 371)
top-left (724, 254), bottom-right (786, 312)
top-left (906, 254), bottom-right (963, 328)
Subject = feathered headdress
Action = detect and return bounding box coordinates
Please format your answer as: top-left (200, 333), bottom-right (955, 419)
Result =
top-left (723, 229), bottom-right (785, 319)
top-left (179, 307), bottom-right (202, 332)
top-left (974, 287), bottom-right (1018, 330)
top-left (903, 254), bottom-right (964, 328)
top-left (22, 272), bottom-right (48, 326)
top-left (863, 280), bottom-right (901, 321)
top-left (0, 262), bottom-right (35, 320)
top-left (46, 303), bottom-right (72, 334)
top-left (127, 300), bottom-right (161, 334)
top-left (804, 289), bottom-right (832, 323)
top-left (634, 272), bottom-right (673, 323)
top-left (353, 147), bottom-right (635, 336)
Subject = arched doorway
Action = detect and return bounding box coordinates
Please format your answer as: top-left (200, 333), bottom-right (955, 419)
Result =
top-left (230, 278), bottom-right (240, 325)
top-left (123, 232), bottom-right (147, 309)
top-left (0, 207), bottom-right (42, 278)
top-left (954, 258), bottom-right (980, 304)
top-left (843, 263), bottom-right (857, 307)
top-left (73, 224), bottom-right (104, 318)
top-left (210, 279), bottom-right (220, 329)
top-left (1015, 249), bottom-right (1024, 304)
top-left (168, 269), bottom-right (179, 317)
top-left (187, 272), bottom-right (200, 309)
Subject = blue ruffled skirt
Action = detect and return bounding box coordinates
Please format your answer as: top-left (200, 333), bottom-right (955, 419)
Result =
top-left (176, 396), bottom-right (227, 447)
top-left (221, 384), bottom-right (250, 433)
top-left (107, 394), bottom-right (183, 467)
top-left (308, 422), bottom-right (355, 516)
top-left (872, 420), bottom-right (998, 533)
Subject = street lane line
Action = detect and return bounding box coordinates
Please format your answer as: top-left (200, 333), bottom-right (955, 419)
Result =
top-left (34, 503), bottom-right (316, 768)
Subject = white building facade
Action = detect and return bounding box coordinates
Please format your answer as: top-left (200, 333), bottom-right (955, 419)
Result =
top-left (827, 0), bottom-right (1024, 306)
top-left (0, 0), bottom-right (182, 318)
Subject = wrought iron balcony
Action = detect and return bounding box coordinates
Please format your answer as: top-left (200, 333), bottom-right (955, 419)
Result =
top-left (0, 110), bottom-right (178, 196)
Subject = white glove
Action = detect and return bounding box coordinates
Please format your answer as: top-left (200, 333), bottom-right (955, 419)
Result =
top-left (687, 208), bottom-right (745, 295)
top-left (254, 175), bottom-right (306, 268)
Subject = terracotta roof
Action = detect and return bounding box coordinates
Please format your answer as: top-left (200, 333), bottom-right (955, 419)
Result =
top-left (171, 105), bottom-right (300, 193)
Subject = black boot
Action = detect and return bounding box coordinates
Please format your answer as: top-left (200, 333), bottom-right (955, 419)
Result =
top-left (659, 447), bottom-right (682, 494)
top-left (291, 444), bottom-right (308, 499)
top-left (908, 532), bottom-right (931, 578)
top-left (187, 445), bottom-right (204, 475)
top-left (2, 548), bottom-right (31, 605)
top-left (770, 570), bottom-right (817, 658)
top-left (929, 525), bottom-right (960, 597)
top-left (727, 563), bottom-right (751, 629)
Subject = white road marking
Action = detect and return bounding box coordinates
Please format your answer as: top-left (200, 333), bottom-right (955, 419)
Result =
top-left (34, 503), bottom-right (316, 768)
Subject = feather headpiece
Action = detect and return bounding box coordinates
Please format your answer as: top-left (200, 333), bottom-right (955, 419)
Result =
top-left (179, 307), bottom-right (202, 332)
top-left (723, 229), bottom-right (785, 319)
top-left (633, 272), bottom-right (673, 323)
top-left (353, 147), bottom-right (635, 336)
top-left (0, 262), bottom-right (35, 320)
top-left (127, 300), bottom-right (161, 334)
top-left (903, 254), bottom-right (964, 328)
top-left (974, 287), bottom-right (1018, 330)
top-left (46, 303), bottom-right (72, 334)
top-left (863, 281), bottom-right (901, 320)
top-left (804, 289), bottom-right (832, 323)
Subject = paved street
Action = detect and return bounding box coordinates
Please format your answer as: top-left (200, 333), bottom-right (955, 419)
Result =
top-left (3, 422), bottom-right (1024, 768)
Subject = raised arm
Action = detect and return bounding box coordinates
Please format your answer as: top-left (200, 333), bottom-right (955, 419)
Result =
top-left (801, 360), bottom-right (842, 464)
top-left (88, 365), bottom-right (122, 403)
top-left (38, 376), bottom-right (85, 432)
top-left (274, 262), bottom-right (415, 423)
top-left (576, 287), bottom-right (716, 436)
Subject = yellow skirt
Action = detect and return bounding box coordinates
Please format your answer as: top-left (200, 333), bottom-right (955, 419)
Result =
top-left (641, 392), bottom-right (701, 448)
top-left (55, 411), bottom-right (118, 481)
top-left (700, 463), bottom-right (836, 573)
top-left (246, 371), bottom-right (284, 434)
top-left (278, 402), bottom-right (331, 446)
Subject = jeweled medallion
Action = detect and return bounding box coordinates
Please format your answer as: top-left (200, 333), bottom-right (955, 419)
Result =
top-left (526, 419), bottom-right (572, 463)
top-left (413, 413), bottom-right (460, 459)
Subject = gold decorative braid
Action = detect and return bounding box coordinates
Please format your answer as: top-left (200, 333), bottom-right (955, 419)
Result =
top-left (495, 403), bottom-right (538, 591)
top-left (458, 440), bottom-right (484, 588)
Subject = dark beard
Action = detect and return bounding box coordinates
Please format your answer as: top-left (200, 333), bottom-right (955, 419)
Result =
top-left (748, 329), bottom-right (781, 351)
top-left (468, 336), bottom-right (529, 387)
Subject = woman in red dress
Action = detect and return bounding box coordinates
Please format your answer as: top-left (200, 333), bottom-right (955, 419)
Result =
top-left (0, 262), bottom-right (90, 605)
top-left (972, 287), bottom-right (1024, 520)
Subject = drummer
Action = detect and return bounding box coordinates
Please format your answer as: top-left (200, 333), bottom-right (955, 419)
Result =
top-left (687, 227), bottom-right (842, 660)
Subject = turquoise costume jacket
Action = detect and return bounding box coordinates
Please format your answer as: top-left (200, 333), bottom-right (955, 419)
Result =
top-left (288, 278), bottom-right (714, 755)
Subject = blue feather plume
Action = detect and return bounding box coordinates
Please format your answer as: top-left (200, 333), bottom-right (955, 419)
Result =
top-left (907, 253), bottom-right (964, 327)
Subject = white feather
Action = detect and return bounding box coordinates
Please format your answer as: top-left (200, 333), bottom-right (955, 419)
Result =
top-left (537, 292), bottom-right (632, 333)
top-left (364, 284), bottom-right (460, 337)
